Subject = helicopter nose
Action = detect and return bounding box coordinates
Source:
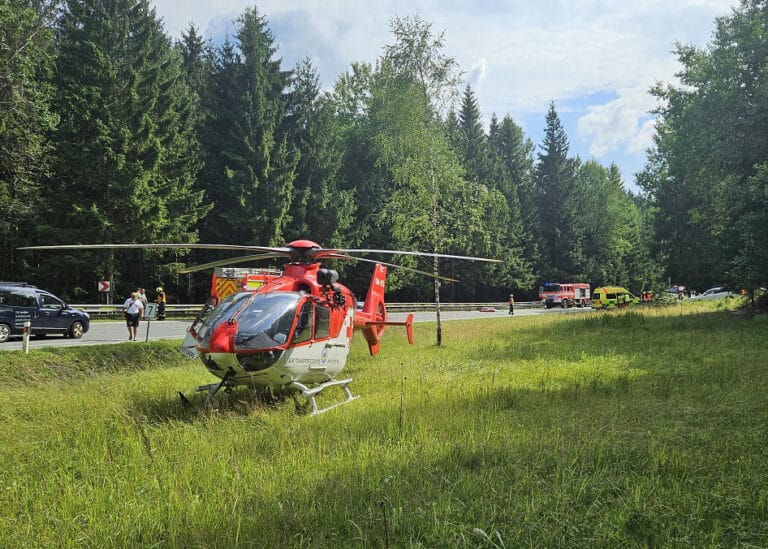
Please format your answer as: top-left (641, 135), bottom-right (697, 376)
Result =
top-left (209, 320), bottom-right (238, 353)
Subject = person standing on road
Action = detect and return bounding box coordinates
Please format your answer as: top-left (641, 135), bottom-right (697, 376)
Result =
top-left (156, 287), bottom-right (167, 320)
top-left (123, 292), bottom-right (144, 341)
top-left (509, 293), bottom-right (515, 315)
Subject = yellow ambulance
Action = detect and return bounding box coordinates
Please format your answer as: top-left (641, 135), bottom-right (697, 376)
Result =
top-left (591, 286), bottom-right (640, 309)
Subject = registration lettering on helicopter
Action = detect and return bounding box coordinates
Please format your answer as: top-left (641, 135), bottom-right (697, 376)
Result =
top-left (286, 357), bottom-right (341, 366)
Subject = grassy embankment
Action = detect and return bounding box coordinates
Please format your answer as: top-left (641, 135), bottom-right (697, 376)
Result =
top-left (0, 300), bottom-right (766, 547)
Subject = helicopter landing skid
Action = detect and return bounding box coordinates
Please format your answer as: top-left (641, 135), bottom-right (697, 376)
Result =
top-left (288, 378), bottom-right (359, 416)
top-left (191, 370), bottom-right (236, 407)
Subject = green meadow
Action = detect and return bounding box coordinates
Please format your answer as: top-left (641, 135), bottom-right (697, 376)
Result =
top-left (0, 302), bottom-right (766, 547)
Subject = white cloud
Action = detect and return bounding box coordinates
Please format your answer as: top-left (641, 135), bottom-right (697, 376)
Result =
top-left (627, 118), bottom-right (658, 155)
top-left (151, 0), bottom-right (740, 176)
top-left (466, 58), bottom-right (488, 89)
top-left (577, 89), bottom-right (658, 157)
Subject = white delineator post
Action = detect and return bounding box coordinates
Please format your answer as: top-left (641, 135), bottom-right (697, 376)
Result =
top-left (22, 321), bottom-right (31, 354)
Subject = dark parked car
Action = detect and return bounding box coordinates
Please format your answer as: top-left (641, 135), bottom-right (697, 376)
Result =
top-left (0, 282), bottom-right (90, 343)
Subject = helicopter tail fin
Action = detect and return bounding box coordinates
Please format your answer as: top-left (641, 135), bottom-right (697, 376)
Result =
top-left (357, 264), bottom-right (414, 355)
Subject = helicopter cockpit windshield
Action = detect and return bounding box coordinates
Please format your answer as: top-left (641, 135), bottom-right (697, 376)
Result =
top-left (235, 293), bottom-right (301, 350)
top-left (195, 291), bottom-right (302, 351)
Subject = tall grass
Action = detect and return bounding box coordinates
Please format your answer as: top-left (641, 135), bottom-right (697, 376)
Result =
top-left (0, 302), bottom-right (766, 547)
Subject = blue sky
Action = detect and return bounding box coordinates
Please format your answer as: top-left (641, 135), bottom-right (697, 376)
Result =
top-left (152, 0), bottom-right (739, 192)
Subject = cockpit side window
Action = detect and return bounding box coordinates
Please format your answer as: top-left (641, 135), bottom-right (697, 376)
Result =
top-left (293, 301), bottom-right (314, 343)
top-left (315, 305), bottom-right (330, 339)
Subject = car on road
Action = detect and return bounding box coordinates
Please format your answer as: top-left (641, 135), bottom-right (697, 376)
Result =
top-left (0, 282), bottom-right (90, 343)
top-left (691, 286), bottom-right (733, 301)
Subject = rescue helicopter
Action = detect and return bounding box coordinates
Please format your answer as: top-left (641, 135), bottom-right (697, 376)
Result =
top-left (20, 240), bottom-right (500, 414)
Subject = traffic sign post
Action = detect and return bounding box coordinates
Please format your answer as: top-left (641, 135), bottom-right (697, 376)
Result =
top-left (98, 280), bottom-right (112, 305)
top-left (143, 303), bottom-right (158, 342)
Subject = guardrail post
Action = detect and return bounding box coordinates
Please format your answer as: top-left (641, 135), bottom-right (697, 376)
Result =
top-left (22, 321), bottom-right (31, 354)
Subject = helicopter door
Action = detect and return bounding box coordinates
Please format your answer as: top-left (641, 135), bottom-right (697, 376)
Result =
top-left (292, 300), bottom-right (314, 344)
top-left (315, 305), bottom-right (330, 339)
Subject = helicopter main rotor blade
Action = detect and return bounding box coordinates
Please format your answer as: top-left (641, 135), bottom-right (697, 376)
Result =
top-left (19, 242), bottom-right (501, 264)
top-left (327, 254), bottom-right (459, 283)
top-left (333, 248), bottom-right (502, 263)
top-left (18, 243), bottom-right (291, 253)
top-left (177, 253), bottom-right (286, 274)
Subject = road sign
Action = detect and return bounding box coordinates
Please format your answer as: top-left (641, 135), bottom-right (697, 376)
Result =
top-left (98, 280), bottom-right (111, 292)
top-left (144, 302), bottom-right (158, 320)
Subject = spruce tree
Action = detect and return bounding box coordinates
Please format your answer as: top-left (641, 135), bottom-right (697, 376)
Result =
top-left (44, 0), bottom-right (207, 299)
top-left (197, 7), bottom-right (297, 247)
top-left (487, 113), bottom-right (535, 289)
top-left (284, 58), bottom-right (353, 246)
top-left (0, 0), bottom-right (57, 280)
top-left (534, 102), bottom-right (582, 279)
top-left (444, 108), bottom-right (461, 152)
top-left (457, 85), bottom-right (490, 183)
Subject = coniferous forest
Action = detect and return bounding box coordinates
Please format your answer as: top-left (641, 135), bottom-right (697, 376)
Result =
top-left (1, 0), bottom-right (767, 303)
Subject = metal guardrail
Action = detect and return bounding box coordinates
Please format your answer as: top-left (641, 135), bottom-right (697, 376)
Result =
top-left (72, 304), bottom-right (201, 318)
top-left (73, 301), bottom-right (544, 317)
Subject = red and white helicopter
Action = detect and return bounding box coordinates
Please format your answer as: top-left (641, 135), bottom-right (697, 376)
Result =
top-left (21, 240), bottom-right (499, 414)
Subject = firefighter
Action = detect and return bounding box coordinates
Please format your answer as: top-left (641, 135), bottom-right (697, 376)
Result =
top-left (508, 293), bottom-right (515, 315)
top-left (156, 286), bottom-right (167, 320)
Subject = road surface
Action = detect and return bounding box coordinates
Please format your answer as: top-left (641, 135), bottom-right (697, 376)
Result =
top-left (0, 306), bottom-right (591, 351)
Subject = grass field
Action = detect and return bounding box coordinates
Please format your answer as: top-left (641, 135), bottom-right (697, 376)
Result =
top-left (0, 301), bottom-right (766, 547)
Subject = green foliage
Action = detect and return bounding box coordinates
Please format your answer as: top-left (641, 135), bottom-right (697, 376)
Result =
top-left (730, 162), bottom-right (768, 289)
top-left (576, 162), bottom-right (648, 289)
top-left (197, 8), bottom-right (297, 248)
top-left (37, 0), bottom-right (207, 299)
top-left (534, 103), bottom-right (583, 279)
top-left (329, 61), bottom-right (385, 255)
top-left (642, 0), bottom-right (768, 291)
top-left (366, 15), bottom-right (468, 295)
top-left (487, 114), bottom-right (537, 291)
top-left (457, 85), bottom-right (491, 184)
top-left (0, 0), bottom-right (57, 279)
top-left (284, 58), bottom-right (354, 247)
top-left (1, 3), bottom-right (724, 301)
top-left (366, 17), bottom-right (532, 300)
top-left (1, 306), bottom-right (766, 546)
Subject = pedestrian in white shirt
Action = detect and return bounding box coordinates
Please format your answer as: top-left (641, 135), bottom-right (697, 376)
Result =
top-left (122, 292), bottom-right (144, 341)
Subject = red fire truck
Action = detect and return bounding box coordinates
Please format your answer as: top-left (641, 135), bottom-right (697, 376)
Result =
top-left (210, 267), bottom-right (282, 302)
top-left (539, 282), bottom-right (591, 308)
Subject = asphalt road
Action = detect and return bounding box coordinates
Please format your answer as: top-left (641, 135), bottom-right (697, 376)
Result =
top-left (0, 306), bottom-right (591, 352)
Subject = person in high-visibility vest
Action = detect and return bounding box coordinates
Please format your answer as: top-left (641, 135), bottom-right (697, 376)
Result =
top-left (156, 287), bottom-right (167, 320)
